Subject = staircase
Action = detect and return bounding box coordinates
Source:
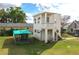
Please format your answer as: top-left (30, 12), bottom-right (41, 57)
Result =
top-left (55, 31), bottom-right (63, 40)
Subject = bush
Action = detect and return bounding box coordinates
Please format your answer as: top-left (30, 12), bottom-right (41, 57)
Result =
top-left (0, 29), bottom-right (13, 36)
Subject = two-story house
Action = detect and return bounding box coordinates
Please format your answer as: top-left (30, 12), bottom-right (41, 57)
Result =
top-left (33, 12), bottom-right (61, 43)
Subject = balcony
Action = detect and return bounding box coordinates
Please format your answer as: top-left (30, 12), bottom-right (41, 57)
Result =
top-left (41, 23), bottom-right (55, 29)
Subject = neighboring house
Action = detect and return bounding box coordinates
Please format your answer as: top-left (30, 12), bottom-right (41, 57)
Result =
top-left (68, 20), bottom-right (79, 36)
top-left (63, 23), bottom-right (71, 32)
top-left (0, 23), bottom-right (33, 31)
top-left (33, 12), bottom-right (62, 43)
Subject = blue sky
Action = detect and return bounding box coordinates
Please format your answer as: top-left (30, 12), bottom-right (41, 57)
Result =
top-left (20, 3), bottom-right (41, 23)
top-left (20, 3), bottom-right (79, 23)
top-left (21, 3), bottom-right (39, 15)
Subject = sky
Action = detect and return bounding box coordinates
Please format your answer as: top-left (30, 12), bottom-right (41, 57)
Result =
top-left (0, 0), bottom-right (79, 23)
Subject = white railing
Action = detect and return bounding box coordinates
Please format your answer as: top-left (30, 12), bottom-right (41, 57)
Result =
top-left (41, 23), bottom-right (54, 28)
top-left (0, 23), bottom-right (32, 27)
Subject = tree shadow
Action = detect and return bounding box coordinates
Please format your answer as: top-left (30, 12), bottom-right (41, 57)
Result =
top-left (2, 37), bottom-right (59, 55)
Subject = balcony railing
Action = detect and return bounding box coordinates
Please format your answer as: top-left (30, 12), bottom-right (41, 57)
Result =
top-left (41, 23), bottom-right (54, 28)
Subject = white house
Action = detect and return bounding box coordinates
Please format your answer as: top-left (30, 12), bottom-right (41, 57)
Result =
top-left (33, 12), bottom-right (62, 43)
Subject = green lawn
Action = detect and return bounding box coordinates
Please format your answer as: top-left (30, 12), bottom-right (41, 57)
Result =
top-left (0, 36), bottom-right (56, 55)
top-left (42, 33), bottom-right (79, 55)
top-left (0, 33), bottom-right (79, 55)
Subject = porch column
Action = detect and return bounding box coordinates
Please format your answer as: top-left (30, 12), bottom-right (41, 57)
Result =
top-left (40, 15), bottom-right (42, 24)
top-left (56, 33), bottom-right (58, 41)
top-left (45, 29), bottom-right (48, 43)
top-left (45, 13), bottom-right (47, 24)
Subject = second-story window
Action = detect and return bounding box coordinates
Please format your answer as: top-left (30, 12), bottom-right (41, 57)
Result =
top-left (34, 18), bottom-right (36, 24)
top-left (74, 23), bottom-right (76, 28)
top-left (38, 17), bottom-right (40, 20)
top-left (38, 17), bottom-right (40, 23)
top-left (54, 19), bottom-right (56, 23)
top-left (47, 17), bottom-right (49, 23)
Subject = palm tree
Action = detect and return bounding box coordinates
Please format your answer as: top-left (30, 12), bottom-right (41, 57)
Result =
top-left (7, 7), bottom-right (26, 23)
top-left (0, 9), bottom-right (7, 22)
top-left (0, 7), bottom-right (26, 23)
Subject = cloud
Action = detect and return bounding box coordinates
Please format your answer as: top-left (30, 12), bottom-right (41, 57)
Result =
top-left (25, 13), bottom-right (34, 23)
top-left (1, 0), bottom-right (79, 16)
top-left (33, 0), bottom-right (79, 22)
top-left (0, 3), bottom-right (22, 9)
top-left (0, 3), bottom-right (15, 9)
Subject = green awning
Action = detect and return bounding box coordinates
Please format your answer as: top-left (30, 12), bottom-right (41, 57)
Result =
top-left (13, 29), bottom-right (32, 35)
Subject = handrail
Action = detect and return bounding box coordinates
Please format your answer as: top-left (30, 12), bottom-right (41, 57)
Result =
top-left (41, 23), bottom-right (54, 24)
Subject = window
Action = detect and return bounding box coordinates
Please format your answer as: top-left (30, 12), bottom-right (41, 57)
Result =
top-left (47, 17), bottom-right (49, 23)
top-left (54, 19), bottom-right (56, 23)
top-left (34, 19), bottom-right (36, 23)
top-left (37, 30), bottom-right (40, 33)
top-left (38, 17), bottom-right (40, 20)
top-left (38, 17), bottom-right (40, 23)
top-left (35, 29), bottom-right (36, 32)
top-left (74, 23), bottom-right (76, 28)
top-left (71, 28), bottom-right (73, 32)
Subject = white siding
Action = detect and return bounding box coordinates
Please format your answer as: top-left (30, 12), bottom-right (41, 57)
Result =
top-left (33, 12), bottom-right (61, 43)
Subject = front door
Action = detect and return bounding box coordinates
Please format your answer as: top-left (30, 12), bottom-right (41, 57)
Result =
top-left (48, 29), bottom-right (52, 41)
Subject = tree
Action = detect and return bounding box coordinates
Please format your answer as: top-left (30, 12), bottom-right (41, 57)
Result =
top-left (61, 15), bottom-right (70, 25)
top-left (61, 15), bottom-right (70, 33)
top-left (0, 9), bottom-right (8, 22)
top-left (0, 7), bottom-right (26, 23)
top-left (8, 7), bottom-right (26, 23)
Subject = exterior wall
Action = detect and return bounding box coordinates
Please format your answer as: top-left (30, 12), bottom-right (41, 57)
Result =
top-left (33, 15), bottom-right (42, 40)
top-left (54, 14), bottom-right (61, 36)
top-left (33, 12), bottom-right (61, 43)
top-left (68, 22), bottom-right (75, 33)
top-left (68, 22), bottom-right (78, 34)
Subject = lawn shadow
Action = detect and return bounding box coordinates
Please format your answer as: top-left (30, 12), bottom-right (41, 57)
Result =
top-left (2, 37), bottom-right (59, 55)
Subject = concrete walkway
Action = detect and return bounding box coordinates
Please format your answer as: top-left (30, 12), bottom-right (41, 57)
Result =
top-left (62, 34), bottom-right (79, 40)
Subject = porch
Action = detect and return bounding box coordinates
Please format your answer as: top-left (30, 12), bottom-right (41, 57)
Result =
top-left (74, 29), bottom-right (79, 36)
top-left (41, 29), bottom-right (58, 43)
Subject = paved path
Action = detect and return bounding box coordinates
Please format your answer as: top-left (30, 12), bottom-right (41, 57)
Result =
top-left (63, 37), bottom-right (77, 40)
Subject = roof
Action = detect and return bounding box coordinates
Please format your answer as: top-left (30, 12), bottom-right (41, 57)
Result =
top-left (33, 11), bottom-right (60, 17)
top-left (75, 20), bottom-right (79, 25)
top-left (68, 20), bottom-right (79, 28)
top-left (13, 29), bottom-right (32, 35)
top-left (63, 23), bottom-right (71, 29)
top-left (0, 23), bottom-right (33, 27)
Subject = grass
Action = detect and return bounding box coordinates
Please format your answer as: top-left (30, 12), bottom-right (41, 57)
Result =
top-left (0, 36), bottom-right (56, 55)
top-left (42, 33), bottom-right (79, 55)
top-left (41, 40), bottom-right (79, 55)
top-left (0, 33), bottom-right (79, 55)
